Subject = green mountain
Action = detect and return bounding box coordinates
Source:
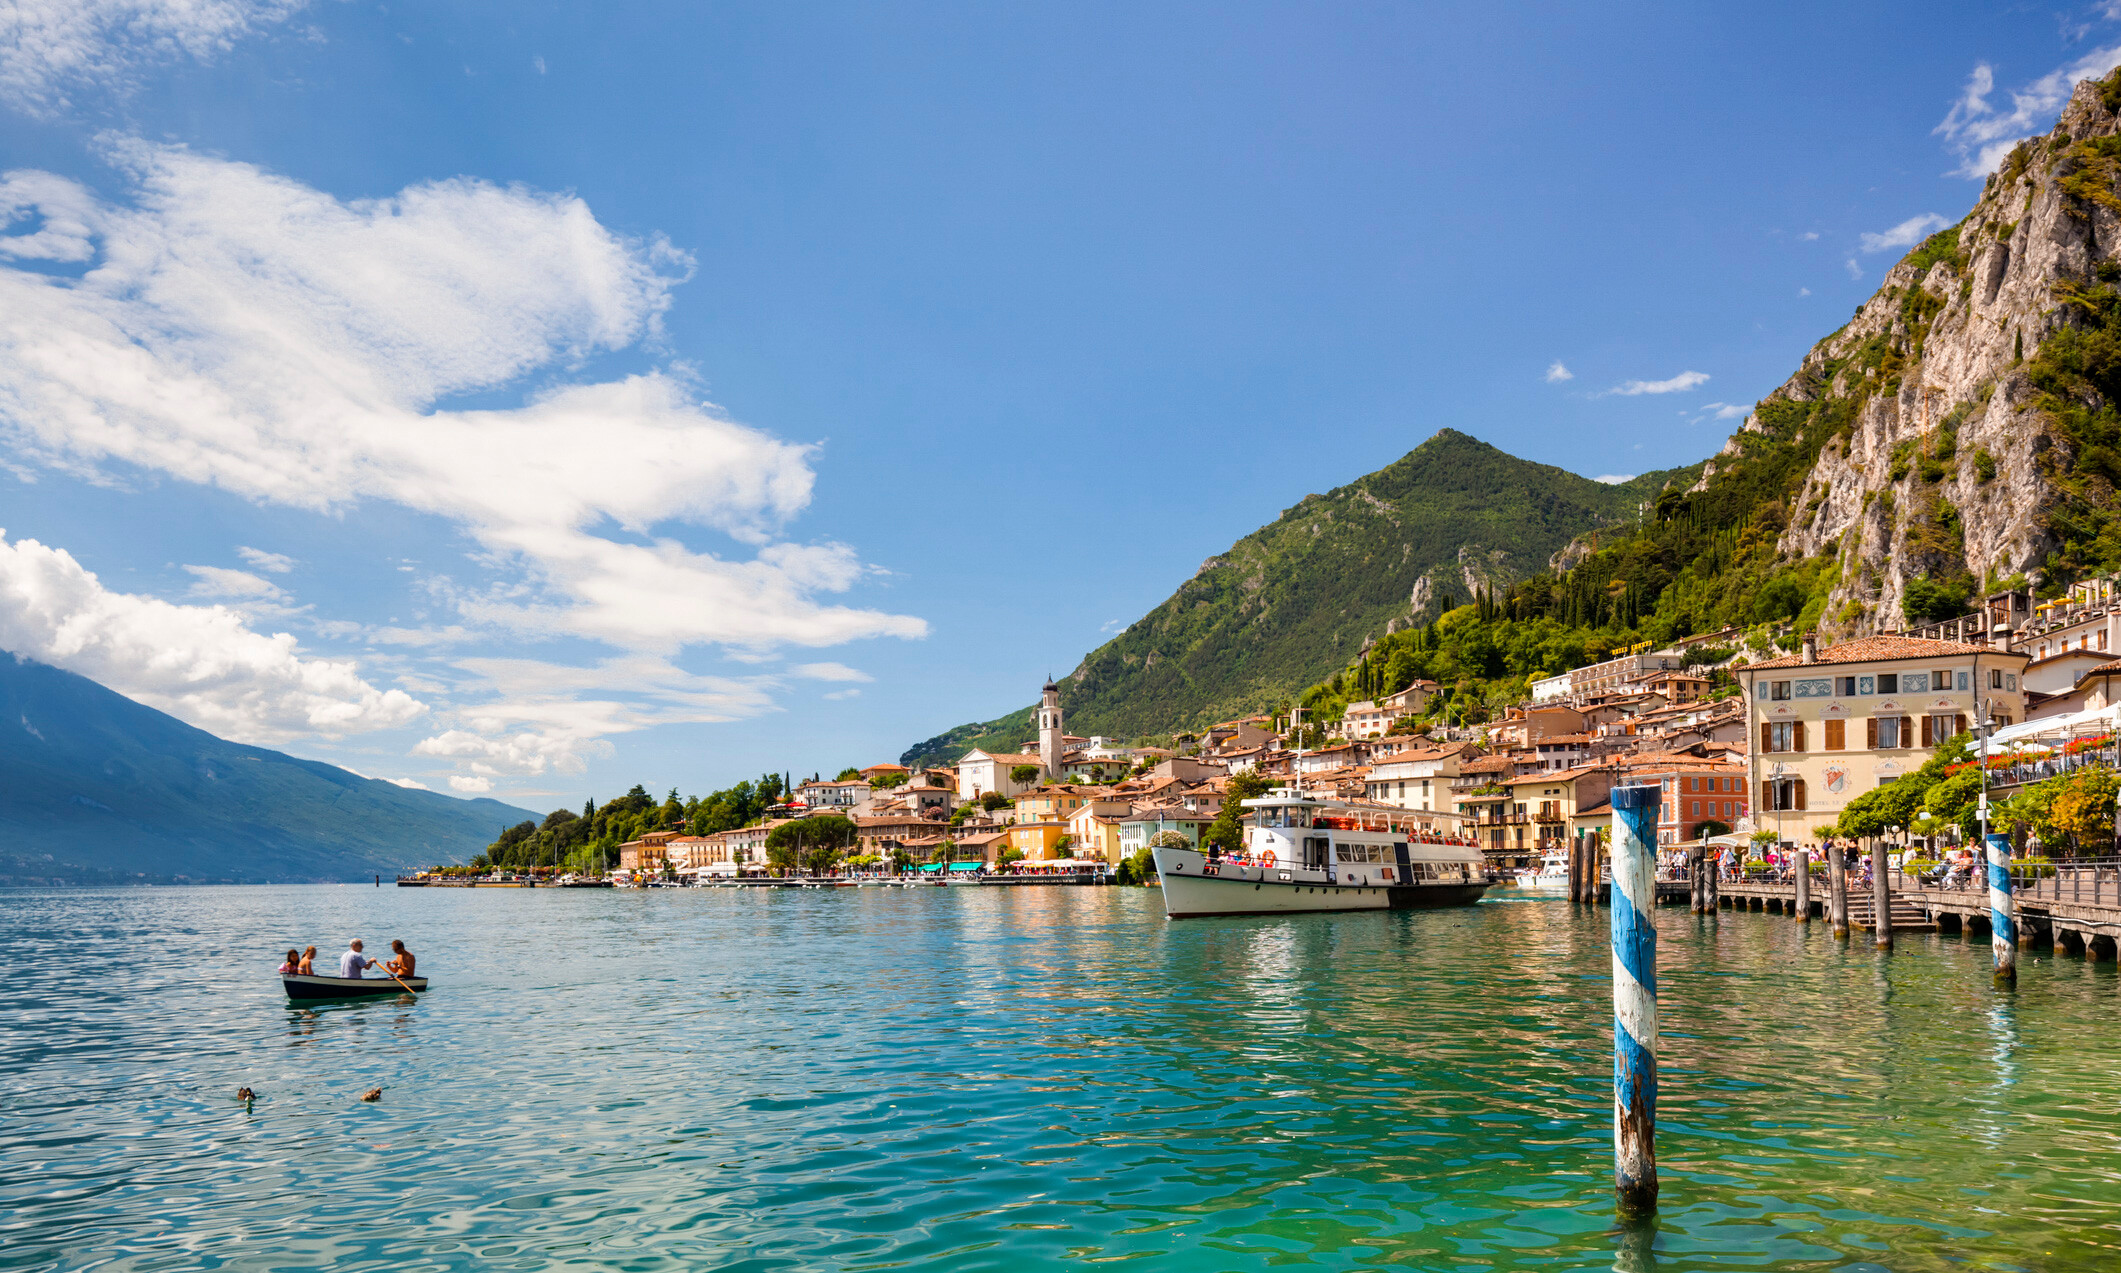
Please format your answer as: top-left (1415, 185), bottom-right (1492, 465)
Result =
top-left (0, 654), bottom-right (537, 884)
top-left (902, 430), bottom-right (1703, 766)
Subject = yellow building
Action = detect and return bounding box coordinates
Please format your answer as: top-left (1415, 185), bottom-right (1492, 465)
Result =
top-left (1008, 819), bottom-right (1068, 861)
top-left (1063, 802), bottom-right (1126, 863)
top-left (1736, 634), bottom-right (2028, 843)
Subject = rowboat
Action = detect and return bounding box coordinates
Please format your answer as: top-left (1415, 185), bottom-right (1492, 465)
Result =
top-left (282, 973), bottom-right (429, 1000)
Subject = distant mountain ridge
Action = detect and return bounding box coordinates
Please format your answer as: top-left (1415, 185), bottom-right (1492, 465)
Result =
top-left (902, 430), bottom-right (1703, 766)
top-left (0, 654), bottom-right (535, 884)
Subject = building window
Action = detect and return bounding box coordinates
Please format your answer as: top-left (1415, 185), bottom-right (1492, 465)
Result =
top-left (1761, 778), bottom-right (1806, 811)
top-left (1835, 676), bottom-right (1857, 697)
top-left (1990, 668), bottom-right (2004, 689)
top-left (1770, 681), bottom-right (1792, 701)
top-left (1824, 718), bottom-right (1845, 750)
top-left (1877, 673), bottom-right (1899, 694)
top-left (1933, 668), bottom-right (1953, 687)
top-left (1870, 715), bottom-right (1907, 749)
top-left (1765, 721), bottom-right (1804, 752)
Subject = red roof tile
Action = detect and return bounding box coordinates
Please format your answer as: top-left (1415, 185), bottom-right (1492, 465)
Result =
top-left (1745, 635), bottom-right (2023, 669)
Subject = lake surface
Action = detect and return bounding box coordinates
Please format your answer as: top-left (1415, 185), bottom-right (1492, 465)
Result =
top-left (5, 884), bottom-right (2120, 1272)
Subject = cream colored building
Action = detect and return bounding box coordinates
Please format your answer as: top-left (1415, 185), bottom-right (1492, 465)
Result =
top-left (1736, 634), bottom-right (2028, 843)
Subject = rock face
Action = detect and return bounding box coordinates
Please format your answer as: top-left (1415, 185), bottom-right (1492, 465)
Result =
top-left (1764, 76), bottom-right (2121, 632)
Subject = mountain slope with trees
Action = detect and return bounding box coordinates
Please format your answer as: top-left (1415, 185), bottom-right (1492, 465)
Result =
top-left (903, 431), bottom-right (1700, 765)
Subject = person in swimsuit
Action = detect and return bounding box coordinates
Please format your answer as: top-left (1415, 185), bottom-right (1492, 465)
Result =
top-left (297, 946), bottom-right (317, 975)
top-left (384, 940), bottom-right (415, 978)
top-left (278, 949), bottom-right (299, 973)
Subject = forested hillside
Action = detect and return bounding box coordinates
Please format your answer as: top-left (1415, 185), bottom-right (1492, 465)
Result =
top-left (903, 431), bottom-right (1698, 766)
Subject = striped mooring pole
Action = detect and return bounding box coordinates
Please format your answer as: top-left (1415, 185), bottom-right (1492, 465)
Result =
top-left (1986, 832), bottom-right (2017, 984)
top-left (1609, 783), bottom-right (1660, 1216)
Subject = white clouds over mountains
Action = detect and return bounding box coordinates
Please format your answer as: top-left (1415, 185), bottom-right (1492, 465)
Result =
top-left (1936, 44), bottom-right (2121, 177)
top-left (0, 531), bottom-right (422, 742)
top-left (0, 142), bottom-right (924, 789)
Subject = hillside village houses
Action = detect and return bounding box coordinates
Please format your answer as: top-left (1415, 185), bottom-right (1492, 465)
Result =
top-left (615, 576), bottom-right (2121, 879)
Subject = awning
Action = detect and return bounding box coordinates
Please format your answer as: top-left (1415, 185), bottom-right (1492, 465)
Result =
top-left (948, 861), bottom-right (980, 872)
top-left (1985, 706), bottom-right (2118, 750)
top-left (917, 862), bottom-right (945, 872)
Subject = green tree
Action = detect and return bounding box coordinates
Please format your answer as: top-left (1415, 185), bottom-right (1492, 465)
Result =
top-left (1203, 770), bottom-right (1271, 852)
top-left (765, 815), bottom-right (859, 874)
top-left (2046, 766), bottom-right (2119, 855)
top-left (1010, 764), bottom-right (1043, 786)
top-left (835, 767), bottom-right (862, 781)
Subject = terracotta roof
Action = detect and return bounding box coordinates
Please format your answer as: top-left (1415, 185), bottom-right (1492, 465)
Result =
top-left (1745, 635), bottom-right (2025, 670)
top-left (964, 751), bottom-right (1044, 766)
top-left (1459, 756), bottom-right (1516, 773)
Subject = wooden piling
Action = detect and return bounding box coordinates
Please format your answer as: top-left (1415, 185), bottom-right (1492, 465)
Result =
top-left (1567, 839), bottom-right (1583, 904)
top-left (1870, 838), bottom-right (1893, 951)
top-left (1985, 833), bottom-right (2017, 984)
top-left (1689, 845), bottom-right (1706, 914)
top-left (1705, 847), bottom-right (1719, 913)
top-left (1609, 784), bottom-right (1660, 1217)
top-left (1793, 846), bottom-right (1811, 922)
top-left (1826, 840), bottom-right (1849, 939)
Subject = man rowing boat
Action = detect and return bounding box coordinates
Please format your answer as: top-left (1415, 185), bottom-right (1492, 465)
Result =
top-left (384, 940), bottom-right (415, 977)
top-left (339, 939), bottom-right (376, 979)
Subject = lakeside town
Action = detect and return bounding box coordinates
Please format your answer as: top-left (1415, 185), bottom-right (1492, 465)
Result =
top-left (405, 575), bottom-right (2121, 887)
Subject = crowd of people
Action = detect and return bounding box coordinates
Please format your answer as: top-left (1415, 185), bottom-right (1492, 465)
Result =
top-left (277, 938), bottom-right (416, 979)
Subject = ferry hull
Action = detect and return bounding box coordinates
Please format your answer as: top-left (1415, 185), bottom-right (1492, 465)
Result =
top-left (1152, 850), bottom-right (1490, 919)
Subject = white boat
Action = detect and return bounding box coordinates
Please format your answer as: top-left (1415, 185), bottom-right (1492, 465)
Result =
top-left (1513, 850), bottom-right (1570, 892)
top-left (1152, 785), bottom-right (1490, 919)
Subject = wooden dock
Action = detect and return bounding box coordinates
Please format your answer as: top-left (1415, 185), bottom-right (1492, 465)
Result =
top-left (1710, 874), bottom-right (2121, 958)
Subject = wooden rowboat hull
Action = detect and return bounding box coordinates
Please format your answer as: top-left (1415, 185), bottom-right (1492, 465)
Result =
top-left (282, 974), bottom-right (428, 1000)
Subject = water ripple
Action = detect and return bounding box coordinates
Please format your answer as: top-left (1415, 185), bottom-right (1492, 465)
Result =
top-left (4, 886), bottom-right (2120, 1270)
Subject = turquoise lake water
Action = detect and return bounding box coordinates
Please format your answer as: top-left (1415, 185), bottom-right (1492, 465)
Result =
top-left (5, 884), bottom-right (2120, 1272)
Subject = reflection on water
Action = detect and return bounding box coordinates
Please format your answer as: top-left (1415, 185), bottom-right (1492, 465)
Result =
top-left (3, 885), bottom-right (2120, 1271)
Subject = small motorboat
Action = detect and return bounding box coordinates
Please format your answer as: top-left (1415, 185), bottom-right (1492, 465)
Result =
top-left (282, 973), bottom-right (429, 1001)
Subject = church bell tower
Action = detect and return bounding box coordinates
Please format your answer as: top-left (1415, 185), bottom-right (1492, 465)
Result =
top-left (1038, 678), bottom-right (1063, 779)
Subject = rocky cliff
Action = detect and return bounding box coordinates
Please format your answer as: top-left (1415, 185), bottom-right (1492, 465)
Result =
top-left (1754, 71), bottom-right (2121, 632)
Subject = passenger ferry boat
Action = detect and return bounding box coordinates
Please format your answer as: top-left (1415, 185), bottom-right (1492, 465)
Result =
top-left (1152, 786), bottom-right (1491, 919)
top-left (1513, 850), bottom-right (1569, 892)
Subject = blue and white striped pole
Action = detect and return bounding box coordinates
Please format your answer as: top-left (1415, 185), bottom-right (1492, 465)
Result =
top-left (1610, 783), bottom-right (1660, 1215)
top-left (1986, 832), bottom-right (2017, 984)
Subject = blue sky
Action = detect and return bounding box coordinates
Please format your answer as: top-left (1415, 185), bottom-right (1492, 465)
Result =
top-left (0, 2), bottom-right (2111, 814)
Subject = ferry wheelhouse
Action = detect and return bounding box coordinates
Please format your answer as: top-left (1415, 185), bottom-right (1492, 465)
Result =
top-left (1153, 786), bottom-right (1490, 919)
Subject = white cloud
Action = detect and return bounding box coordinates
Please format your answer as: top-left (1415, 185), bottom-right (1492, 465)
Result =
top-left (237, 546), bottom-right (294, 573)
top-left (792, 661), bottom-right (871, 682)
top-left (1844, 258), bottom-right (1863, 280)
top-left (1604, 370), bottom-right (1709, 397)
top-left (1936, 47), bottom-right (2121, 177)
top-left (533, 55), bottom-right (546, 74)
top-left (1799, 231), bottom-right (1820, 241)
top-left (1858, 213), bottom-right (1950, 254)
top-left (1593, 474), bottom-right (1635, 485)
top-left (386, 776), bottom-right (430, 790)
top-left (1798, 287), bottom-right (1811, 296)
top-left (409, 653), bottom-right (779, 781)
top-left (0, 0), bottom-right (308, 116)
top-left (0, 531), bottom-right (424, 742)
top-left (183, 564), bottom-right (282, 599)
top-left (823, 688), bottom-right (860, 700)
top-left (1544, 360), bottom-right (1573, 383)
top-left (1692, 402), bottom-right (1750, 423)
top-left (0, 142), bottom-right (927, 660)
top-left (449, 774), bottom-right (493, 793)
